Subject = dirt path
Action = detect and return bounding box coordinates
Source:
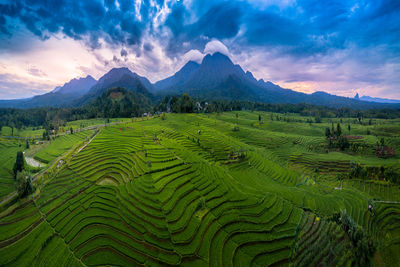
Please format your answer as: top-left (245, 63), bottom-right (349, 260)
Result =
top-left (76, 130), bottom-right (99, 154)
top-left (1, 126), bottom-right (104, 206)
top-left (32, 129), bottom-right (100, 182)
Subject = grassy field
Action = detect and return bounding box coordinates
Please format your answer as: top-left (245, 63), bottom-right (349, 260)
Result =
top-left (0, 126), bottom-right (44, 138)
top-left (0, 112), bottom-right (399, 266)
top-left (65, 118), bottom-right (132, 130)
top-left (33, 130), bottom-right (93, 164)
top-left (0, 138), bottom-right (24, 198)
top-left (0, 118), bottom-right (130, 138)
top-left (0, 129), bottom-right (94, 199)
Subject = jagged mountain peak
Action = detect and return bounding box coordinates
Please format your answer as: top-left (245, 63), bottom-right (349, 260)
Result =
top-left (153, 60), bottom-right (200, 91)
top-left (51, 75), bottom-right (97, 95)
top-left (201, 52), bottom-right (233, 65)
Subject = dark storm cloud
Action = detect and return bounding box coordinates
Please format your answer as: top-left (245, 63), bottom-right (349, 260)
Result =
top-left (0, 0), bottom-right (144, 49)
top-left (165, 1), bottom-right (186, 36)
top-left (190, 2), bottom-right (243, 39)
top-left (243, 11), bottom-right (303, 46)
top-left (143, 42), bottom-right (154, 52)
top-left (163, 1), bottom-right (244, 55)
top-left (1, 0), bottom-right (400, 98)
top-left (1, 0), bottom-right (399, 57)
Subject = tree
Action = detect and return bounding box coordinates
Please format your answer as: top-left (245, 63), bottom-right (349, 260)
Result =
top-left (333, 210), bottom-right (375, 267)
top-left (325, 127), bottom-right (331, 138)
top-left (337, 136), bottom-right (349, 151)
top-left (25, 139), bottom-right (30, 149)
top-left (258, 114), bottom-right (262, 124)
top-left (385, 168), bottom-right (399, 184)
top-left (70, 127), bottom-right (73, 134)
top-left (170, 96), bottom-right (180, 113)
top-left (15, 171), bottom-right (34, 199)
top-left (348, 124), bottom-right (351, 134)
top-left (179, 93), bottom-right (195, 113)
top-left (42, 129), bottom-right (50, 140)
top-left (13, 151), bottom-right (24, 178)
top-left (159, 96), bottom-right (169, 112)
top-left (336, 123), bottom-right (342, 137)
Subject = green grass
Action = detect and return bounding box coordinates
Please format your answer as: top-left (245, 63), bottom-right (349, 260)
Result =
top-left (0, 126), bottom-right (44, 138)
top-left (0, 112), bottom-right (399, 266)
top-left (33, 130), bottom-right (93, 164)
top-left (66, 118), bottom-right (132, 130)
top-left (0, 138), bottom-right (24, 198)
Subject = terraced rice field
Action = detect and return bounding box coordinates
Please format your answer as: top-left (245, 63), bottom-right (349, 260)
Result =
top-left (34, 130), bottom-right (93, 164)
top-left (1, 112), bottom-right (399, 266)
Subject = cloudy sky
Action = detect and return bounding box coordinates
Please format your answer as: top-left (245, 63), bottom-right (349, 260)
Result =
top-left (0, 0), bottom-right (399, 99)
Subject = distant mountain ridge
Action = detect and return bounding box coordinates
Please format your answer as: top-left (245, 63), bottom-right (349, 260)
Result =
top-left (354, 93), bottom-right (400, 104)
top-left (51, 75), bottom-right (96, 96)
top-left (0, 75), bottom-right (97, 108)
top-left (154, 52), bottom-right (397, 109)
top-left (1, 53), bottom-right (400, 110)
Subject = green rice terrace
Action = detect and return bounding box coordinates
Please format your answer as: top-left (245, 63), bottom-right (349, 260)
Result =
top-left (1, 111), bottom-right (399, 266)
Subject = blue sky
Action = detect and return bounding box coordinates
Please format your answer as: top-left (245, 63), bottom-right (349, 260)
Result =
top-left (0, 0), bottom-right (399, 99)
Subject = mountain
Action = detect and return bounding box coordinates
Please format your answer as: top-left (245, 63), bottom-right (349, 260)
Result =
top-left (354, 94), bottom-right (400, 104)
top-left (51, 75), bottom-right (96, 96)
top-left (0, 75), bottom-right (97, 108)
top-left (157, 52), bottom-right (260, 96)
top-left (155, 52), bottom-right (399, 109)
top-left (154, 61), bottom-right (200, 92)
top-left (1, 54), bottom-right (399, 110)
top-left (181, 52), bottom-right (244, 89)
top-left (74, 67), bottom-right (153, 106)
top-left (156, 52), bottom-right (309, 101)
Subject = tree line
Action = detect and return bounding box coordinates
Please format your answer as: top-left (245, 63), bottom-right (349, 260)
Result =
top-left (1, 90), bottom-right (400, 134)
